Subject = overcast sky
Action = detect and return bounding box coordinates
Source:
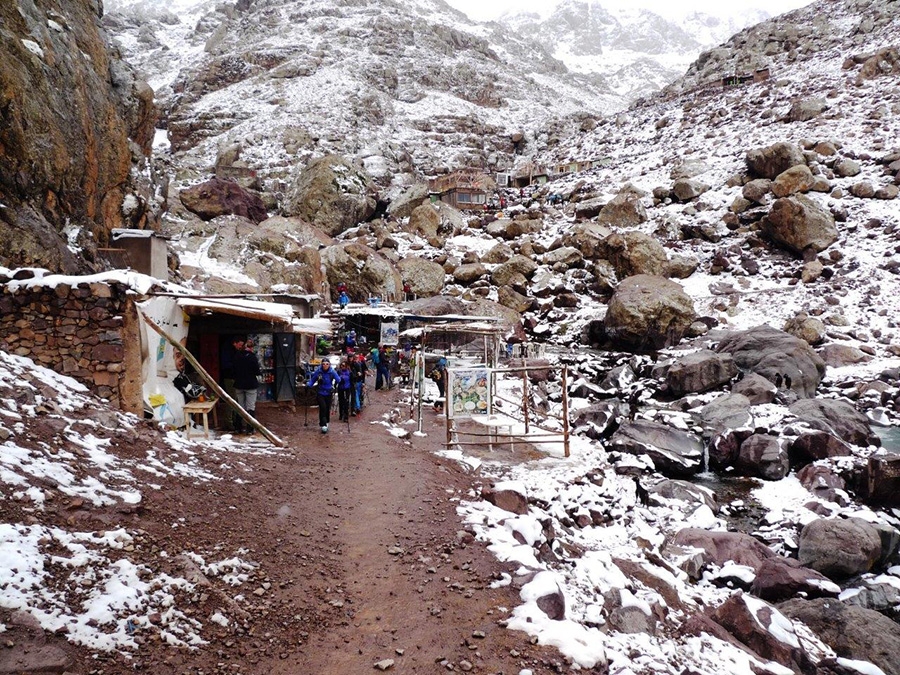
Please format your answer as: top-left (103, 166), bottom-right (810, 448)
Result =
top-left (445, 0), bottom-right (815, 22)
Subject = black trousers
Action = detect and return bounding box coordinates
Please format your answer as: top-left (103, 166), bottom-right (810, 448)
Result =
top-left (317, 393), bottom-right (333, 427)
top-left (338, 388), bottom-right (350, 421)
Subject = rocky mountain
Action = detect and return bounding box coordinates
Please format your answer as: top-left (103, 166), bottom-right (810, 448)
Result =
top-left (0, 0), bottom-right (157, 274)
top-left (103, 0), bottom-right (623, 195)
top-left (499, 0), bottom-right (773, 100)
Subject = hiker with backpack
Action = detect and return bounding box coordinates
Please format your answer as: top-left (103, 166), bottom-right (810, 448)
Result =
top-left (307, 358), bottom-right (340, 433)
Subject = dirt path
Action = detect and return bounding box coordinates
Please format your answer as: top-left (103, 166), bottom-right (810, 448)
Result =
top-left (58, 386), bottom-right (566, 674)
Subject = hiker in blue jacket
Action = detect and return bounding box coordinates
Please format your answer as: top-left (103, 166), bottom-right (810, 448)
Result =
top-left (336, 359), bottom-right (352, 422)
top-left (308, 358), bottom-right (340, 433)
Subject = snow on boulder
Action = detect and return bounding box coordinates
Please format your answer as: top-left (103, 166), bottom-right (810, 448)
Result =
top-left (715, 325), bottom-right (826, 399)
top-left (798, 518), bottom-right (883, 579)
top-left (320, 242), bottom-right (401, 302)
top-left (665, 349), bottom-right (738, 397)
top-left (596, 185), bottom-right (648, 227)
top-left (283, 155), bottom-right (377, 236)
top-left (396, 256), bottom-right (445, 297)
top-left (711, 593), bottom-right (817, 673)
top-left (734, 434), bottom-right (790, 481)
top-left (700, 393), bottom-right (752, 434)
top-left (731, 372), bottom-right (778, 404)
top-left (771, 165), bottom-right (816, 198)
top-left (603, 274), bottom-right (696, 351)
top-left (788, 398), bottom-right (878, 447)
top-left (406, 203), bottom-right (442, 246)
top-left (760, 195), bottom-right (838, 256)
top-left (481, 482), bottom-right (529, 515)
top-left (778, 598), bottom-right (900, 675)
top-left (790, 431), bottom-right (852, 465)
top-left (520, 571), bottom-right (566, 621)
top-left (607, 419), bottom-right (703, 478)
top-left (746, 142), bottom-right (807, 180)
top-left (599, 231), bottom-right (669, 279)
top-left (750, 557), bottom-right (840, 603)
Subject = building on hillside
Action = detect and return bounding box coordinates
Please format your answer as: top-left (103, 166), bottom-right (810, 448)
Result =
top-left (513, 162), bottom-right (550, 188)
top-left (721, 68), bottom-right (771, 87)
top-left (99, 229), bottom-right (170, 280)
top-left (429, 169), bottom-right (495, 210)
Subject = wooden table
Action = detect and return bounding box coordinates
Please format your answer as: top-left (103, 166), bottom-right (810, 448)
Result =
top-left (469, 413), bottom-right (517, 452)
top-left (183, 399), bottom-right (218, 439)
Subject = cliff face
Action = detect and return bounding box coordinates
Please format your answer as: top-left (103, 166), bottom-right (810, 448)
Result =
top-left (0, 0), bottom-right (156, 273)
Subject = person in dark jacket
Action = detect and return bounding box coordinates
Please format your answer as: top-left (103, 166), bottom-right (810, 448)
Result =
top-left (350, 352), bottom-right (367, 414)
top-left (336, 360), bottom-right (352, 422)
top-left (231, 335), bottom-right (260, 434)
top-left (308, 358), bottom-right (340, 433)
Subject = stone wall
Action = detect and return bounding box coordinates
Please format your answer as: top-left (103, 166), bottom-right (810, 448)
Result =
top-left (0, 277), bottom-right (143, 414)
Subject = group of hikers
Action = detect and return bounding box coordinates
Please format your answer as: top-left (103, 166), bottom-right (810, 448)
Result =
top-left (305, 336), bottom-right (406, 434)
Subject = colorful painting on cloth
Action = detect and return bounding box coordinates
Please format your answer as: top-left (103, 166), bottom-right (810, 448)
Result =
top-left (448, 368), bottom-right (491, 419)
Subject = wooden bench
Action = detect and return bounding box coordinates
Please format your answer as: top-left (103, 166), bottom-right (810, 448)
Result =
top-left (183, 399), bottom-right (218, 439)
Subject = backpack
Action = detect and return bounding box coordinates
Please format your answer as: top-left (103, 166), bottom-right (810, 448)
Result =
top-left (429, 367), bottom-right (443, 382)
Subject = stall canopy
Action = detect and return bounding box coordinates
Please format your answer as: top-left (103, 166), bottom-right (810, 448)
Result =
top-left (176, 297), bottom-right (332, 335)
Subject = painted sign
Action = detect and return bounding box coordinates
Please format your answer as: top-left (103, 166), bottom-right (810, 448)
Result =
top-left (380, 321), bottom-right (399, 346)
top-left (448, 368), bottom-right (491, 419)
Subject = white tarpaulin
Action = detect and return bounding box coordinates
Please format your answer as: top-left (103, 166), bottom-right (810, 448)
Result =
top-left (137, 296), bottom-right (189, 426)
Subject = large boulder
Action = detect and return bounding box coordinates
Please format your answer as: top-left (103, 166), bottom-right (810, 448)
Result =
top-left (778, 598), bottom-right (900, 675)
top-left (669, 529), bottom-right (776, 573)
top-left (666, 350), bottom-right (738, 397)
top-left (607, 420), bottom-right (704, 477)
top-left (650, 480), bottom-right (718, 513)
top-left (671, 178), bottom-right (710, 202)
top-left (492, 255), bottom-right (538, 286)
top-left (734, 434), bottom-right (789, 481)
top-left (796, 464), bottom-right (848, 503)
top-left (386, 183), bottom-right (429, 219)
top-left (283, 155), bottom-right (376, 236)
top-left (486, 218), bottom-right (543, 240)
top-left (786, 97), bottom-right (827, 122)
top-left (797, 518), bottom-right (883, 578)
top-left (603, 275), bottom-right (696, 351)
top-left (783, 313), bottom-right (826, 346)
top-left (468, 299), bottom-right (525, 340)
top-left (252, 216), bottom-right (332, 254)
top-left (397, 257), bottom-right (445, 297)
top-left (180, 178), bottom-right (268, 223)
top-left (731, 373), bottom-right (777, 404)
top-left (746, 142), bottom-right (806, 179)
top-left (320, 242), bottom-right (401, 302)
top-left (750, 558), bottom-right (840, 602)
top-left (760, 195), bottom-right (838, 255)
top-left (788, 398), bottom-right (878, 447)
top-left (715, 326), bottom-right (826, 399)
top-left (597, 186), bottom-right (648, 227)
top-left (771, 165), bottom-right (816, 198)
top-left (790, 431), bottom-right (852, 465)
top-left (700, 393), bottom-right (752, 433)
top-left (867, 454), bottom-right (900, 506)
top-left (712, 594), bottom-right (815, 673)
top-left (407, 203), bottom-right (442, 245)
top-left (404, 295), bottom-right (466, 317)
top-left (562, 222), bottom-right (613, 259)
top-left (599, 231), bottom-right (669, 279)
top-left (452, 262), bottom-right (488, 285)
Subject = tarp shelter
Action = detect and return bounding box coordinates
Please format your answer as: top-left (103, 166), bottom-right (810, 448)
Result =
top-left (139, 294), bottom-right (330, 428)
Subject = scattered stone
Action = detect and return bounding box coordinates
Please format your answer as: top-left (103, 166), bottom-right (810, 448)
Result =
top-left (374, 658), bottom-right (395, 670)
top-left (603, 274), bottom-right (696, 351)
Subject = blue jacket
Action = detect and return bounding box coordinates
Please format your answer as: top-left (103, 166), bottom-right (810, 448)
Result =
top-left (336, 368), bottom-right (351, 390)
top-left (308, 365), bottom-right (340, 395)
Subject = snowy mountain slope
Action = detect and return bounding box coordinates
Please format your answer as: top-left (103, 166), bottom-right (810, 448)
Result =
top-left (103, 0), bottom-right (623, 193)
top-left (500, 0), bottom-right (776, 100)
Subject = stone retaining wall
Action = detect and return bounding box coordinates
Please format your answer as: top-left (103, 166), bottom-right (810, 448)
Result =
top-left (0, 278), bottom-right (143, 414)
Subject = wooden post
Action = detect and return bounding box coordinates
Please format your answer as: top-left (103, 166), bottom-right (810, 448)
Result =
top-left (522, 363), bottom-right (530, 434)
top-left (416, 351), bottom-right (425, 434)
top-left (445, 369), bottom-right (453, 448)
top-left (561, 364), bottom-right (570, 458)
top-left (139, 311), bottom-right (286, 447)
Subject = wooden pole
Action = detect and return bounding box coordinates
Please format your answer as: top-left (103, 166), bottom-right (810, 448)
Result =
top-left (561, 364), bottom-right (570, 458)
top-left (522, 362), bottom-right (530, 434)
top-left (139, 311), bottom-right (286, 447)
top-left (416, 351), bottom-right (425, 434)
top-left (445, 370), bottom-right (452, 448)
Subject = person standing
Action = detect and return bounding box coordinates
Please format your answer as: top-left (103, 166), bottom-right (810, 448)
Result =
top-left (336, 360), bottom-right (352, 423)
top-left (350, 352), bottom-right (367, 414)
top-left (308, 358), bottom-right (339, 433)
top-left (430, 356), bottom-right (447, 411)
top-left (231, 335), bottom-right (260, 434)
top-left (338, 290), bottom-right (350, 310)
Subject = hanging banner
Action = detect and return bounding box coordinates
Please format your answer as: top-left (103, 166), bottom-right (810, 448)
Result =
top-left (380, 320), bottom-right (399, 346)
top-left (448, 367), bottom-right (491, 419)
